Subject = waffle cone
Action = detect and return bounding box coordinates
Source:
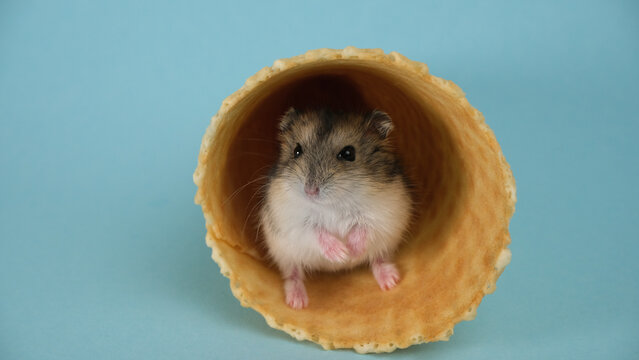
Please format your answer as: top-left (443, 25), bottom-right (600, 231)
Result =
top-left (193, 47), bottom-right (516, 353)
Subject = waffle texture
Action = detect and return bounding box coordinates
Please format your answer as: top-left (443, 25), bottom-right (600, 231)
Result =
top-left (193, 47), bottom-right (516, 353)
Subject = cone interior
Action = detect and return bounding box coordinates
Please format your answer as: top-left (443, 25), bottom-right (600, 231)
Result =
top-left (197, 58), bottom-right (513, 351)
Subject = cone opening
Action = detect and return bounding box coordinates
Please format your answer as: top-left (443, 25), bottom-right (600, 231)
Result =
top-left (218, 63), bottom-right (469, 257)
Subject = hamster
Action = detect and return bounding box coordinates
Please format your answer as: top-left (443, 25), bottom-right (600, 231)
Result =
top-left (259, 108), bottom-right (412, 309)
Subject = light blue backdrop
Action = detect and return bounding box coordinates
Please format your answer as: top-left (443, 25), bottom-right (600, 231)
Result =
top-left (1, 1), bottom-right (637, 359)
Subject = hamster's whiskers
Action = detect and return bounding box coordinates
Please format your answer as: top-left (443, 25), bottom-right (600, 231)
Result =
top-left (242, 184), bottom-right (268, 239)
top-left (222, 174), bottom-right (269, 206)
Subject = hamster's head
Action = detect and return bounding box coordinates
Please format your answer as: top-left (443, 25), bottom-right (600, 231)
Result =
top-left (271, 108), bottom-right (403, 205)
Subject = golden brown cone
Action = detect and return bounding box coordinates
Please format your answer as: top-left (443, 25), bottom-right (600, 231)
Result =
top-left (194, 47), bottom-right (516, 353)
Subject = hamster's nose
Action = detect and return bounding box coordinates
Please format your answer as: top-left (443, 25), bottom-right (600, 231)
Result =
top-left (304, 183), bottom-right (320, 198)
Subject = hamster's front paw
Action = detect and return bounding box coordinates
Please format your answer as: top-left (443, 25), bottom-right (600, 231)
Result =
top-left (318, 229), bottom-right (349, 263)
top-left (346, 226), bottom-right (367, 258)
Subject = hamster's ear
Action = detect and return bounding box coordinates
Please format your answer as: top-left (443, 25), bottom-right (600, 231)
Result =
top-left (366, 110), bottom-right (394, 139)
top-left (278, 107), bottom-right (299, 132)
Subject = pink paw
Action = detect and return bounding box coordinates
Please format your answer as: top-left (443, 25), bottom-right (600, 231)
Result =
top-left (284, 279), bottom-right (308, 309)
top-left (372, 261), bottom-right (400, 291)
top-left (318, 229), bottom-right (349, 263)
top-left (347, 226), bottom-right (367, 258)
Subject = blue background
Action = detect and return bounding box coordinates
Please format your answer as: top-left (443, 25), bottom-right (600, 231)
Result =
top-left (1, 0), bottom-right (638, 359)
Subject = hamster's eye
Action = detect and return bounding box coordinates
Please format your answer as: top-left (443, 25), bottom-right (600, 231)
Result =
top-left (337, 146), bottom-right (355, 162)
top-left (293, 143), bottom-right (303, 159)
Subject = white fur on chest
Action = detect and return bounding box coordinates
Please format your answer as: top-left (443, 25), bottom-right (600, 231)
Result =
top-left (262, 178), bottom-right (411, 272)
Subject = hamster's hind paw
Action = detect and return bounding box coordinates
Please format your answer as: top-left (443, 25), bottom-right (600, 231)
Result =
top-left (284, 278), bottom-right (308, 309)
top-left (372, 260), bottom-right (400, 291)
